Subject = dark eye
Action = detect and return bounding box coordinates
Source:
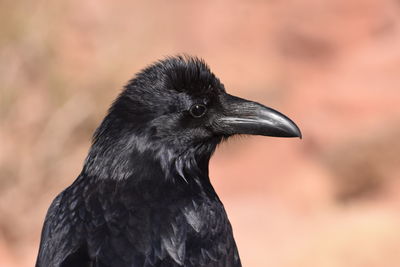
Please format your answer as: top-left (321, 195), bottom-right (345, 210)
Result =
top-left (189, 104), bottom-right (207, 118)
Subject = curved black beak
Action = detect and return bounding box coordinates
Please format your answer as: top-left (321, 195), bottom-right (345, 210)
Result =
top-left (215, 94), bottom-right (302, 138)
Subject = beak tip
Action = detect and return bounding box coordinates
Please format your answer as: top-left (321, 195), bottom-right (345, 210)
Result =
top-left (280, 118), bottom-right (302, 139)
top-left (292, 124), bottom-right (302, 139)
top-left (279, 120), bottom-right (302, 139)
top-left (295, 126), bottom-right (302, 139)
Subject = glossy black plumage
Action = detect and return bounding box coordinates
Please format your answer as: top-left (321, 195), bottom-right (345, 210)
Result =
top-left (36, 56), bottom-right (301, 267)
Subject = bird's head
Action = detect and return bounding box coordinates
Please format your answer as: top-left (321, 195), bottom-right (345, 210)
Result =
top-left (84, 56), bottom-right (301, 182)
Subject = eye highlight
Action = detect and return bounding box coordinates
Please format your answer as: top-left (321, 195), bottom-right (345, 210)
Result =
top-left (189, 104), bottom-right (207, 118)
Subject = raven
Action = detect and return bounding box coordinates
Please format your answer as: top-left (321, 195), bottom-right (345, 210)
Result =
top-left (36, 56), bottom-right (301, 267)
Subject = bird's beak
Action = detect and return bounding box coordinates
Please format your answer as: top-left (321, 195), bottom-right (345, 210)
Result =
top-left (215, 94), bottom-right (302, 138)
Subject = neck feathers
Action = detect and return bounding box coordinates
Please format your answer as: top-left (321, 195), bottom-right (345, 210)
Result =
top-left (82, 116), bottom-right (218, 186)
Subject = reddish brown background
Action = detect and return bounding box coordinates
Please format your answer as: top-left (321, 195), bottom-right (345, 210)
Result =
top-left (1, 0), bottom-right (400, 266)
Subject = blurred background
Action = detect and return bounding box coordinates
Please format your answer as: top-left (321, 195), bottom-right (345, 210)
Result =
top-left (1, 0), bottom-right (400, 266)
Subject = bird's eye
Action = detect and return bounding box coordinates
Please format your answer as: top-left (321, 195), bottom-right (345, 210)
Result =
top-left (189, 104), bottom-right (207, 118)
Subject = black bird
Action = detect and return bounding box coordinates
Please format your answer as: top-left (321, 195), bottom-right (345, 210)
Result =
top-left (36, 56), bottom-right (301, 267)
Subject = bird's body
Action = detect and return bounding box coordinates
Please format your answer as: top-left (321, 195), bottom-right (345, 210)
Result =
top-left (36, 56), bottom-right (301, 267)
top-left (38, 173), bottom-right (239, 267)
